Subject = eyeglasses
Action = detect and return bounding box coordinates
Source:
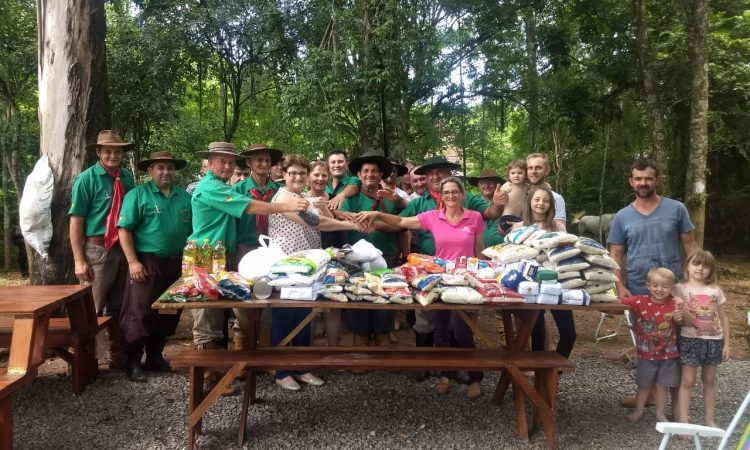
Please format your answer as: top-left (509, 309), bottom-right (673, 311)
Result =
top-left (286, 170), bottom-right (308, 178)
top-left (441, 190), bottom-right (462, 196)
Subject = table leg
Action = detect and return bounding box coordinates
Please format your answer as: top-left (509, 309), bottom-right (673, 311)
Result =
top-left (0, 397), bottom-right (12, 450)
top-left (66, 291), bottom-right (99, 390)
top-left (493, 310), bottom-right (540, 404)
top-left (277, 309), bottom-right (320, 347)
top-left (8, 315), bottom-right (50, 375)
top-left (505, 365), bottom-right (556, 448)
top-left (188, 366), bottom-right (204, 450)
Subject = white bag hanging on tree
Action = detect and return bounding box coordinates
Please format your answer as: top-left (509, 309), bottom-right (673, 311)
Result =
top-left (19, 156), bottom-right (54, 258)
top-left (238, 235), bottom-right (287, 281)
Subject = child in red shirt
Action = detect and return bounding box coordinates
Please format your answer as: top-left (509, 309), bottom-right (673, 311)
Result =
top-left (621, 267), bottom-right (684, 422)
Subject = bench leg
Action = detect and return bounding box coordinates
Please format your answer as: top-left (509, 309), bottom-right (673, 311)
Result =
top-left (0, 397), bottom-right (12, 450)
top-left (188, 367), bottom-right (205, 450)
top-left (506, 366), bottom-right (557, 449)
top-left (513, 379), bottom-right (529, 440)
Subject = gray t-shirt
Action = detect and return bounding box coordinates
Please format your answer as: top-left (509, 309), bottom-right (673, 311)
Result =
top-left (552, 190), bottom-right (566, 223)
top-left (608, 197), bottom-right (694, 295)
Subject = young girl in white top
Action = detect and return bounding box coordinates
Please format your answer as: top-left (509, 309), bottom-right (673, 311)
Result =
top-left (674, 250), bottom-right (729, 426)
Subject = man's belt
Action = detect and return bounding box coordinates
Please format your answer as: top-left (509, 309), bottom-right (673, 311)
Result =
top-left (84, 235), bottom-right (105, 245)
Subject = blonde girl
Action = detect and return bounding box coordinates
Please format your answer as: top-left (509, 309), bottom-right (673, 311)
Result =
top-left (675, 250), bottom-right (729, 426)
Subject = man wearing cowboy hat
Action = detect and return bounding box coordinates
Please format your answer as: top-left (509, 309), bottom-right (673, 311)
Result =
top-left (468, 168), bottom-right (506, 247)
top-left (189, 142), bottom-right (308, 351)
top-left (117, 151), bottom-right (192, 382)
top-left (379, 160), bottom-right (410, 208)
top-left (69, 129), bottom-right (136, 370)
top-left (338, 152), bottom-right (401, 346)
top-left (398, 156), bottom-right (508, 256)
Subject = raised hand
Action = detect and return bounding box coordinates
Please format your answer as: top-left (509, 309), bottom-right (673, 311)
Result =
top-left (376, 188), bottom-right (397, 202)
top-left (493, 183), bottom-right (509, 207)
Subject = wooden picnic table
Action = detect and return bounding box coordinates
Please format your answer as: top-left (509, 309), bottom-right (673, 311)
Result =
top-left (154, 295), bottom-right (627, 449)
top-left (0, 285), bottom-right (99, 449)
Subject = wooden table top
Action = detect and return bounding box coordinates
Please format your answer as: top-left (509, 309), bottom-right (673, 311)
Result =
top-left (153, 295), bottom-right (628, 312)
top-left (0, 285), bottom-right (92, 317)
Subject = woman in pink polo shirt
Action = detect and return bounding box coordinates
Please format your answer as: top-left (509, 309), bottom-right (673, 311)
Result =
top-left (356, 176), bottom-right (485, 400)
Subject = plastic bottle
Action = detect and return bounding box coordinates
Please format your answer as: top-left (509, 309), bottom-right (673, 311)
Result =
top-left (181, 240), bottom-right (197, 277)
top-left (212, 240), bottom-right (226, 274)
top-left (198, 239), bottom-right (213, 271)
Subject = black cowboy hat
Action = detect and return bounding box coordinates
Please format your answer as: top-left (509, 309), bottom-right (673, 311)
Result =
top-left (413, 155), bottom-right (461, 175)
top-left (389, 160), bottom-right (408, 177)
top-left (348, 152), bottom-right (393, 178)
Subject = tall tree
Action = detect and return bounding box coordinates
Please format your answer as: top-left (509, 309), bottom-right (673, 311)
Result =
top-left (33, 0), bottom-right (110, 284)
top-left (684, 0), bottom-right (709, 246)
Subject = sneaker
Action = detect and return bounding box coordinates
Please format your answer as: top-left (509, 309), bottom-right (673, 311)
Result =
top-left (276, 376), bottom-right (302, 391)
top-left (435, 377), bottom-right (450, 395)
top-left (466, 382), bottom-right (482, 400)
top-left (295, 373), bottom-right (325, 386)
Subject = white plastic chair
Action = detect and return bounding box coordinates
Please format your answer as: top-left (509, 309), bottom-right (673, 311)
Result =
top-left (655, 389), bottom-right (750, 450)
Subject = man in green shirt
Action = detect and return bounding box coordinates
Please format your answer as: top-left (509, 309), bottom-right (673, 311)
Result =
top-left (338, 153), bottom-right (401, 346)
top-left (326, 148), bottom-right (361, 209)
top-left (400, 156), bottom-right (508, 255)
top-left (467, 168), bottom-right (506, 247)
top-left (190, 142), bottom-right (308, 350)
top-left (117, 151), bottom-right (192, 382)
top-left (69, 130), bottom-right (136, 370)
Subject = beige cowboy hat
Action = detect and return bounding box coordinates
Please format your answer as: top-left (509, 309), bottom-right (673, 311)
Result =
top-left (240, 143), bottom-right (284, 166)
top-left (467, 168), bottom-right (505, 186)
top-left (86, 130), bottom-right (134, 151)
top-left (137, 151), bottom-right (187, 172)
top-left (195, 142), bottom-right (246, 160)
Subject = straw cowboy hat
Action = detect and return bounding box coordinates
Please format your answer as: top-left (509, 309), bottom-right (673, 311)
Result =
top-left (195, 142), bottom-right (246, 160)
top-left (137, 151), bottom-right (187, 172)
top-left (389, 160), bottom-right (408, 177)
top-left (348, 152), bottom-right (393, 178)
top-left (86, 130), bottom-right (134, 151)
top-left (413, 155), bottom-right (461, 175)
top-left (467, 168), bottom-right (505, 186)
top-left (240, 143), bottom-right (284, 166)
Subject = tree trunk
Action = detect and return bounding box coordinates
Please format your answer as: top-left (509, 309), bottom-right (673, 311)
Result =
top-left (685, 0), bottom-right (709, 247)
top-left (523, 8), bottom-right (539, 153)
top-left (2, 152), bottom-right (10, 269)
top-left (634, 0), bottom-right (670, 195)
top-left (34, 0), bottom-right (110, 285)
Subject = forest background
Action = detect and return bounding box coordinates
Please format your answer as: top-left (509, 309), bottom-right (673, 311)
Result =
top-left (0, 0), bottom-right (748, 282)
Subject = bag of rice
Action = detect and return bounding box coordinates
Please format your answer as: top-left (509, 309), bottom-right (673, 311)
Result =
top-left (585, 281), bottom-right (616, 294)
top-left (560, 289), bottom-right (590, 306)
top-left (583, 268), bottom-right (618, 283)
top-left (478, 284), bottom-right (525, 304)
top-left (589, 288), bottom-right (618, 303)
top-left (440, 286), bottom-right (483, 304)
top-left (528, 231), bottom-right (578, 249)
top-left (583, 254), bottom-right (620, 270)
top-left (574, 237), bottom-right (608, 255)
top-left (504, 224), bottom-right (539, 244)
top-left (411, 274), bottom-right (442, 291)
top-left (555, 255), bottom-right (590, 272)
top-left (498, 244), bottom-right (540, 263)
top-left (547, 245), bottom-right (582, 264)
top-left (442, 273), bottom-right (469, 286)
top-left (414, 289), bottom-right (440, 306)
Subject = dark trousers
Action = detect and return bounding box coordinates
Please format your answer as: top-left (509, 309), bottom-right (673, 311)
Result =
top-left (119, 253), bottom-right (182, 360)
top-left (272, 308), bottom-right (312, 379)
top-left (531, 310), bottom-right (577, 358)
top-left (343, 310), bottom-right (395, 336)
top-left (430, 310), bottom-right (483, 382)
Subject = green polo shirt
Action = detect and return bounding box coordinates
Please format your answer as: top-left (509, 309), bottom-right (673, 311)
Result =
top-left (189, 170), bottom-right (252, 252)
top-left (483, 218), bottom-right (504, 247)
top-left (400, 191), bottom-right (489, 256)
top-left (233, 177), bottom-right (279, 246)
top-left (117, 181), bottom-right (192, 257)
top-left (341, 189), bottom-right (399, 257)
top-left (69, 163), bottom-right (136, 237)
top-left (326, 174), bottom-right (361, 197)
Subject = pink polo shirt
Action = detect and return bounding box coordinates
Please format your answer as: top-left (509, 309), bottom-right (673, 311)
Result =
top-left (417, 208), bottom-right (485, 260)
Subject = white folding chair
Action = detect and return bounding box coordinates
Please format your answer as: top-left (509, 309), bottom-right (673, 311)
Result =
top-left (655, 389), bottom-right (750, 450)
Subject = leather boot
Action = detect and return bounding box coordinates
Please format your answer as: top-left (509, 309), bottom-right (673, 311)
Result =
top-left (144, 336), bottom-right (171, 372)
top-left (108, 320), bottom-right (128, 371)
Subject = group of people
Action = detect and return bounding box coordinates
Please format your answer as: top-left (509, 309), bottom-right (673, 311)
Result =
top-left (68, 130), bottom-right (728, 423)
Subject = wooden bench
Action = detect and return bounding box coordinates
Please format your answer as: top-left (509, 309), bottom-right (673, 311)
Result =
top-left (0, 316), bottom-right (111, 395)
top-left (0, 372), bottom-right (36, 448)
top-left (171, 347), bottom-right (574, 450)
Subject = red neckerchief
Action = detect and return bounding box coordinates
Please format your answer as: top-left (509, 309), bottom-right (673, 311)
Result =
top-left (360, 187), bottom-right (387, 212)
top-left (429, 190), bottom-right (443, 210)
top-left (99, 161), bottom-right (124, 249)
top-left (249, 184), bottom-right (276, 235)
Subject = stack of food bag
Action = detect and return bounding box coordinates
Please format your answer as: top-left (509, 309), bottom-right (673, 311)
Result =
top-left (485, 227), bottom-right (618, 304)
top-left (318, 262), bottom-right (350, 302)
top-left (268, 249), bottom-right (331, 300)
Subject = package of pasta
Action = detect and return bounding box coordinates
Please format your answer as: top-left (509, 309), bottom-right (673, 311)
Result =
top-left (384, 287), bottom-right (413, 304)
top-left (380, 273), bottom-right (409, 289)
top-left (193, 267), bottom-right (219, 299)
top-left (217, 272), bottom-right (253, 300)
top-left (323, 263), bottom-right (350, 285)
top-left (440, 286), bottom-right (483, 304)
top-left (345, 277), bottom-right (373, 295)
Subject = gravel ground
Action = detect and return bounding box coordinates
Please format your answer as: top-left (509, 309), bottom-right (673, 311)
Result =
top-left (13, 357), bottom-right (750, 450)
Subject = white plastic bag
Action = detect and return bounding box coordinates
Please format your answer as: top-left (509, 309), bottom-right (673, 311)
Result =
top-left (238, 235), bottom-right (287, 281)
top-left (19, 156), bottom-right (54, 258)
top-left (345, 239), bottom-right (383, 263)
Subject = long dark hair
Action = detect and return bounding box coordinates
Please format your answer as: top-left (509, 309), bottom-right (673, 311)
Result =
top-left (522, 185), bottom-right (556, 231)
